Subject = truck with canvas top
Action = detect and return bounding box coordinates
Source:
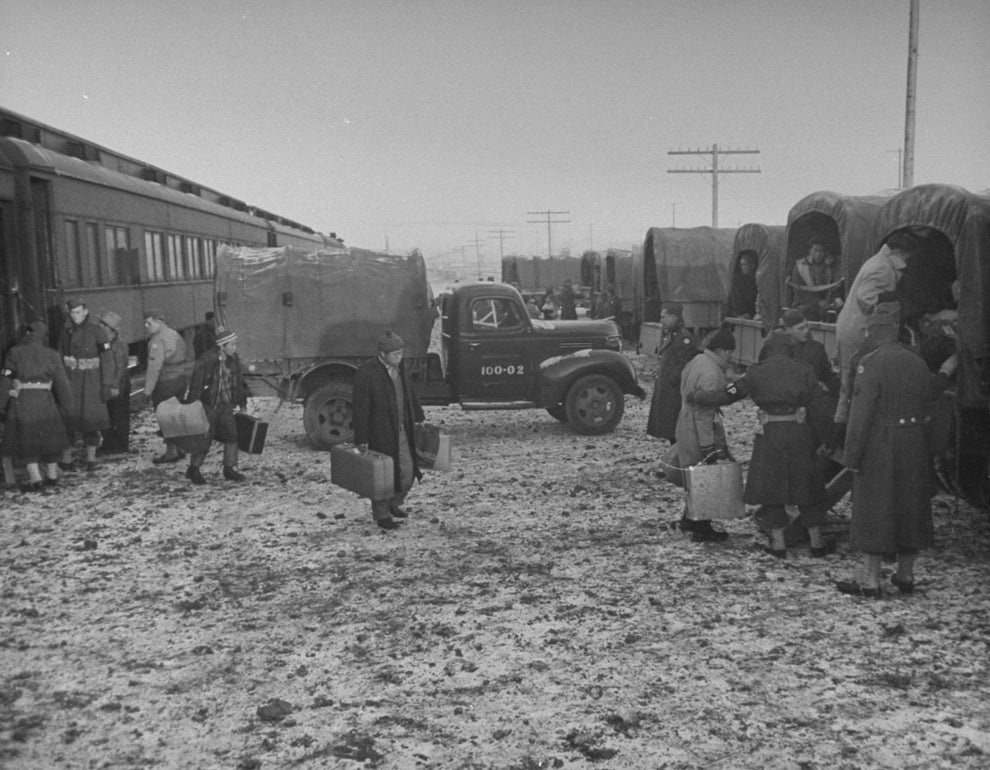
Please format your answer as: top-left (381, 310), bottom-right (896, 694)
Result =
top-left (214, 245), bottom-right (644, 448)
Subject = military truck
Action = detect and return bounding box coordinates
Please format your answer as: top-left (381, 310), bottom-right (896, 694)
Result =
top-left (215, 245), bottom-right (644, 448)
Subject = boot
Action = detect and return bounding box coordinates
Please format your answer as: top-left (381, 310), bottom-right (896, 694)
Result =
top-left (186, 466), bottom-right (206, 485)
top-left (223, 466), bottom-right (245, 482)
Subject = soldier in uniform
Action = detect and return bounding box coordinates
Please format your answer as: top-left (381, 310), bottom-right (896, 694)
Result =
top-left (699, 332), bottom-right (832, 558)
top-left (646, 301), bottom-right (698, 444)
top-left (836, 299), bottom-right (958, 598)
top-left (353, 330), bottom-right (425, 530)
top-left (0, 321), bottom-right (74, 492)
top-left (96, 310), bottom-right (131, 455)
top-left (143, 310), bottom-right (190, 464)
top-left (183, 327), bottom-right (248, 485)
top-left (59, 298), bottom-right (113, 472)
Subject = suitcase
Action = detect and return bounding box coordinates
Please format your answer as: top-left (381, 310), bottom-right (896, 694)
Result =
top-left (330, 443), bottom-right (395, 500)
top-left (684, 461), bottom-right (746, 520)
top-left (235, 412), bottom-right (268, 454)
top-left (413, 423), bottom-right (452, 472)
top-left (155, 397), bottom-right (209, 439)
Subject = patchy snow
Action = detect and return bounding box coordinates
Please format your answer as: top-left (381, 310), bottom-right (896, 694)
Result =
top-left (1, 352), bottom-right (988, 769)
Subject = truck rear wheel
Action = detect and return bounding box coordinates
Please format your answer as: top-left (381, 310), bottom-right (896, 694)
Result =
top-left (303, 381), bottom-right (354, 449)
top-left (565, 374), bottom-right (624, 435)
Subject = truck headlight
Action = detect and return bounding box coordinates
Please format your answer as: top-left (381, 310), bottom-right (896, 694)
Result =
top-left (605, 335), bottom-right (623, 352)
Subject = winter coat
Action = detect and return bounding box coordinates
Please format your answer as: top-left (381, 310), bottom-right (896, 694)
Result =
top-left (185, 348), bottom-right (247, 444)
top-left (0, 333), bottom-right (73, 457)
top-left (103, 336), bottom-right (130, 400)
top-left (734, 353), bottom-right (827, 507)
top-left (558, 284), bottom-right (577, 320)
top-left (835, 245), bottom-right (905, 373)
top-left (845, 340), bottom-right (938, 554)
top-left (59, 318), bottom-right (112, 433)
top-left (675, 350), bottom-right (729, 466)
top-left (353, 358), bottom-right (424, 493)
top-left (145, 324), bottom-right (189, 406)
top-left (646, 322), bottom-right (698, 442)
top-left (727, 271), bottom-right (758, 318)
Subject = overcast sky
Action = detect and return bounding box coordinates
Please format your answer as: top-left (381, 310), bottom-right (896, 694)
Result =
top-left (2, 0), bottom-right (988, 275)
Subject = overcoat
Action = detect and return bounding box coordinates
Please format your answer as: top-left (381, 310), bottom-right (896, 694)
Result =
top-left (0, 332), bottom-right (74, 457)
top-left (646, 323), bottom-right (698, 442)
top-left (675, 350), bottom-right (729, 466)
top-left (845, 340), bottom-right (936, 553)
top-left (353, 358), bottom-right (424, 493)
top-left (736, 353), bottom-right (827, 506)
top-left (60, 318), bottom-right (112, 433)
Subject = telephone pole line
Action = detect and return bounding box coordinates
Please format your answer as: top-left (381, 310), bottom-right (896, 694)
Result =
top-left (526, 209), bottom-right (570, 258)
top-left (487, 229), bottom-right (515, 263)
top-left (466, 230), bottom-right (485, 278)
top-left (667, 144), bottom-right (760, 227)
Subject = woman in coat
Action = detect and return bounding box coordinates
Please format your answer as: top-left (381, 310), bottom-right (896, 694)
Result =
top-left (675, 326), bottom-right (736, 542)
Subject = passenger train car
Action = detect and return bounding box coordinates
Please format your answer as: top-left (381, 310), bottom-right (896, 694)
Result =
top-left (0, 108), bottom-right (341, 356)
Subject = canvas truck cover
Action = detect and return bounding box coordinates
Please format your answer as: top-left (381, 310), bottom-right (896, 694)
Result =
top-left (214, 245), bottom-right (435, 362)
top-left (641, 227), bottom-right (737, 321)
top-left (730, 223), bottom-right (785, 328)
top-left (872, 183), bottom-right (990, 408)
top-left (783, 190), bottom-right (896, 304)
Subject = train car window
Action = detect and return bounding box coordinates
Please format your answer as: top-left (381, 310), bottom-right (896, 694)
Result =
top-left (183, 235), bottom-right (198, 278)
top-left (204, 240), bottom-right (216, 276)
top-left (64, 220), bottom-right (83, 286)
top-left (167, 234), bottom-right (184, 281)
top-left (144, 231), bottom-right (166, 282)
top-left (85, 223), bottom-right (101, 286)
top-left (104, 226), bottom-right (130, 285)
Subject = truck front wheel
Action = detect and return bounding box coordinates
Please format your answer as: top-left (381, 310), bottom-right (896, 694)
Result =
top-left (565, 374), bottom-right (624, 435)
top-left (303, 381), bottom-right (354, 449)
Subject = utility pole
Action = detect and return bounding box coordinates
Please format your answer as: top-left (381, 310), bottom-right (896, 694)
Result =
top-left (886, 148), bottom-right (904, 188)
top-left (903, 0), bottom-right (919, 188)
top-left (526, 209), bottom-right (570, 259)
top-left (487, 229), bottom-right (515, 262)
top-left (667, 144), bottom-right (760, 227)
top-left (466, 231), bottom-right (485, 279)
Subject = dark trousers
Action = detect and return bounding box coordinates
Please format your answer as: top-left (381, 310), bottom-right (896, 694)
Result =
top-left (102, 394), bottom-right (131, 452)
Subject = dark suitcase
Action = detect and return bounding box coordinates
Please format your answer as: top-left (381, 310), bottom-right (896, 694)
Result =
top-left (235, 412), bottom-right (268, 454)
top-left (330, 443), bottom-right (394, 500)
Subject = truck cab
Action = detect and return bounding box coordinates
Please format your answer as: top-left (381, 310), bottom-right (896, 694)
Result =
top-left (419, 282), bottom-right (644, 433)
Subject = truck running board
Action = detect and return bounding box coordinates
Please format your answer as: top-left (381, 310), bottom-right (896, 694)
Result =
top-left (460, 400), bottom-right (538, 411)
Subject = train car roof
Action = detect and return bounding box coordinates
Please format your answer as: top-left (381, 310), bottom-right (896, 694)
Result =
top-left (0, 136), bottom-right (276, 228)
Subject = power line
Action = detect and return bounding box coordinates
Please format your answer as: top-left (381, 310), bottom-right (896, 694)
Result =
top-left (487, 229), bottom-right (515, 263)
top-left (667, 144), bottom-right (760, 227)
top-left (526, 209), bottom-right (570, 258)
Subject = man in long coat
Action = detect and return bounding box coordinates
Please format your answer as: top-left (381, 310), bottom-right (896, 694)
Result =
top-left (60, 298), bottom-right (113, 472)
top-left (675, 326), bottom-right (736, 542)
top-left (0, 321), bottom-right (74, 491)
top-left (836, 299), bottom-right (957, 598)
top-left (353, 330), bottom-right (424, 530)
top-left (96, 310), bottom-right (131, 455)
top-left (646, 302), bottom-right (698, 443)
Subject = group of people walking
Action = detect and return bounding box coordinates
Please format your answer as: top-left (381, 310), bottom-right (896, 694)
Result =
top-left (0, 300), bottom-right (249, 493)
top-left (647, 233), bottom-right (960, 598)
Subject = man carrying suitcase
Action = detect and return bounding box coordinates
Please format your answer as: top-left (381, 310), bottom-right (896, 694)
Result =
top-left (352, 330), bottom-right (424, 530)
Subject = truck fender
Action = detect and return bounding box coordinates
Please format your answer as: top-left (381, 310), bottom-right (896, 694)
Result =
top-left (537, 349), bottom-right (645, 406)
top-left (297, 360), bottom-right (359, 401)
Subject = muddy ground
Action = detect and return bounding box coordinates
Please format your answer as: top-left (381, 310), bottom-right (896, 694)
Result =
top-left (1, 352), bottom-right (988, 769)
